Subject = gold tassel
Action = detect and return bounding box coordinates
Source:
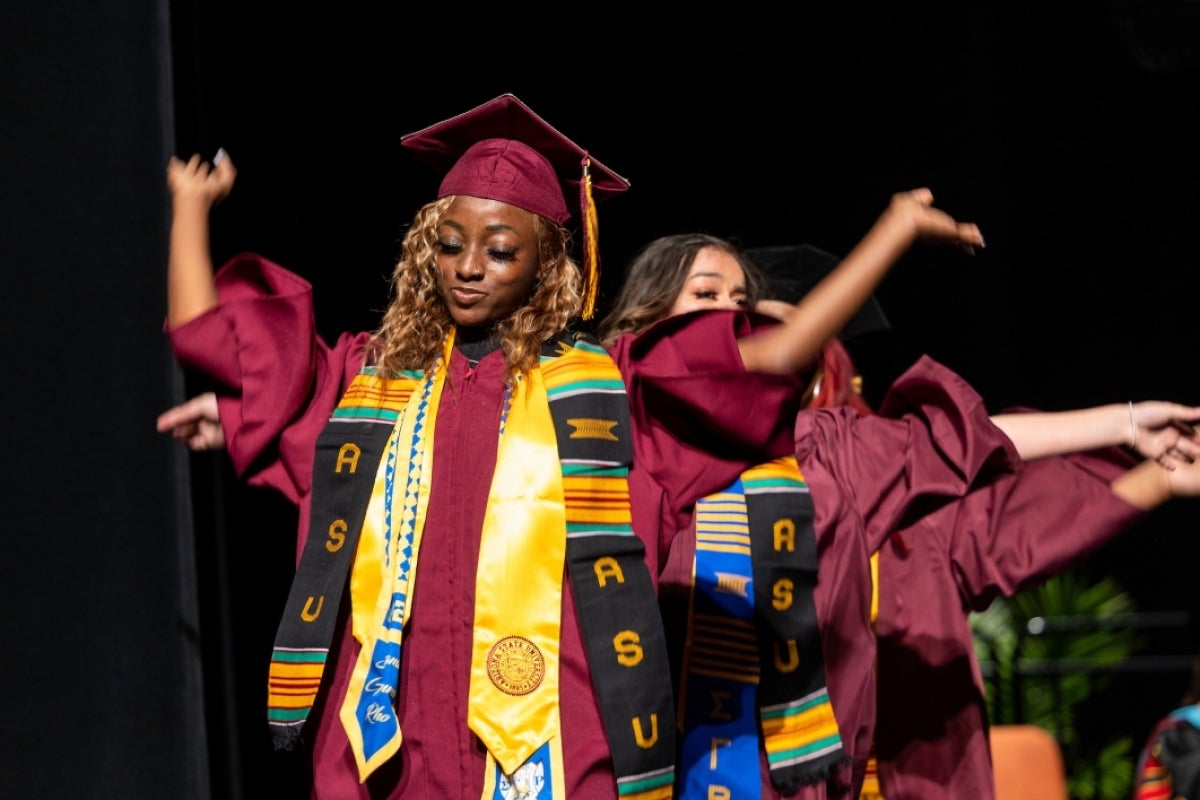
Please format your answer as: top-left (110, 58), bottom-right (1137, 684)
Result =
top-left (580, 157), bottom-right (600, 320)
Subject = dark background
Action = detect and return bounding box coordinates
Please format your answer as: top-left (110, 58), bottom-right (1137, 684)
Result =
top-left (5, 1), bottom-right (1200, 797)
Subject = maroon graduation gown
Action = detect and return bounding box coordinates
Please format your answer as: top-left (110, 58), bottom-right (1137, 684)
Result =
top-left (169, 254), bottom-right (619, 799)
top-left (609, 310), bottom-right (1027, 799)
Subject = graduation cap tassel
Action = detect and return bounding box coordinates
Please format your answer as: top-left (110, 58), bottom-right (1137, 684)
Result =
top-left (580, 156), bottom-right (600, 320)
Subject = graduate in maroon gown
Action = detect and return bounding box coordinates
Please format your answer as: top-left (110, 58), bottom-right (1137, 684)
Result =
top-left (163, 94), bottom-right (682, 800)
top-left (596, 233), bottom-right (1200, 800)
top-left (163, 107), bottom-right (996, 798)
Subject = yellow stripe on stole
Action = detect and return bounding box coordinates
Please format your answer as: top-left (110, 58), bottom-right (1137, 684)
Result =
top-left (742, 455), bottom-right (807, 483)
top-left (561, 475), bottom-right (631, 524)
top-left (336, 373), bottom-right (416, 411)
top-left (761, 705), bottom-right (841, 745)
top-left (540, 342), bottom-right (622, 381)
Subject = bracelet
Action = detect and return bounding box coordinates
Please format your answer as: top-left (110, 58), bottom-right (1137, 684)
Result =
top-left (1129, 400), bottom-right (1137, 448)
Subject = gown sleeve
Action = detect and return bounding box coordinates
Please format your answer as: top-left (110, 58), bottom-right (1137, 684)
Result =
top-left (165, 252), bottom-right (372, 505)
top-left (943, 423), bottom-right (1143, 610)
top-left (613, 309), bottom-right (809, 512)
top-left (793, 354), bottom-right (1024, 555)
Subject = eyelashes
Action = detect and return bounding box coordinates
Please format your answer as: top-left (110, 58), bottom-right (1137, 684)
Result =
top-left (435, 240), bottom-right (519, 263)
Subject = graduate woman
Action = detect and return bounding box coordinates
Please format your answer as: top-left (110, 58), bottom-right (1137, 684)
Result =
top-left (164, 94), bottom-right (680, 800)
top-left (597, 232), bottom-right (1200, 800)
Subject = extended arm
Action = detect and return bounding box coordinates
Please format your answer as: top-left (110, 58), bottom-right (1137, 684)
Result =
top-left (991, 401), bottom-right (1200, 462)
top-left (738, 188), bottom-right (984, 374)
top-left (166, 150), bottom-right (237, 329)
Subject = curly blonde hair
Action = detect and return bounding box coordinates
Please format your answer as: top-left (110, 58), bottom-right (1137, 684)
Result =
top-left (368, 196), bottom-right (582, 375)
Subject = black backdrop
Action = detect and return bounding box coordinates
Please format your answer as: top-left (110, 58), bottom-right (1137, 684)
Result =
top-left (5, 1), bottom-right (1200, 797)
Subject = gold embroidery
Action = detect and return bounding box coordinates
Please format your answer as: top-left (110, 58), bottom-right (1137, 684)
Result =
top-left (772, 577), bottom-right (794, 610)
top-left (614, 630), bottom-right (643, 666)
top-left (566, 417), bottom-right (619, 441)
top-left (714, 572), bottom-right (750, 597)
top-left (334, 442), bottom-right (361, 473)
top-left (326, 519), bottom-right (347, 552)
top-left (773, 638), bottom-right (799, 672)
top-left (633, 713), bottom-right (659, 748)
top-left (709, 737), bottom-right (731, 768)
top-left (594, 556), bottom-right (625, 586)
top-left (709, 689), bottom-right (732, 721)
top-left (485, 635), bottom-right (545, 696)
top-left (300, 595), bottom-right (324, 622)
top-left (773, 517), bottom-right (796, 551)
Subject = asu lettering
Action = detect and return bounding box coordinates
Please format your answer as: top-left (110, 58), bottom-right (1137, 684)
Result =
top-left (613, 630), bottom-right (643, 666)
top-left (632, 713), bottom-right (659, 748)
top-left (334, 443), bottom-right (361, 474)
top-left (773, 516), bottom-right (796, 552)
top-left (772, 577), bottom-right (794, 611)
top-left (326, 519), bottom-right (347, 552)
top-left (594, 556), bottom-right (626, 586)
top-left (774, 637), bottom-right (800, 672)
top-left (301, 595), bottom-right (324, 622)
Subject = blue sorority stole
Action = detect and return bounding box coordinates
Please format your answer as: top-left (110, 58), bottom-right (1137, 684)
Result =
top-left (679, 477), bottom-right (762, 799)
top-left (679, 456), bottom-right (845, 798)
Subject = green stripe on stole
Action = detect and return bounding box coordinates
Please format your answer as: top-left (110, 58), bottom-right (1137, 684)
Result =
top-left (744, 457), bottom-right (845, 790)
top-left (269, 332), bottom-right (676, 797)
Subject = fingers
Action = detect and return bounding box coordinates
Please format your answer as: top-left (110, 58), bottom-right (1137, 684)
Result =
top-left (957, 223), bottom-right (985, 254)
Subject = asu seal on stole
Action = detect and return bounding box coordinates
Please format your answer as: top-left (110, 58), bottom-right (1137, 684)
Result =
top-left (486, 635), bottom-right (545, 695)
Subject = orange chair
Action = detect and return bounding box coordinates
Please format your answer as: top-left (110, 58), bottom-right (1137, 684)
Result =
top-left (989, 724), bottom-right (1070, 800)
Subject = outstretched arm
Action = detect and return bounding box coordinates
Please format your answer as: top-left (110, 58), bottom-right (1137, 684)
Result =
top-left (991, 401), bottom-right (1200, 463)
top-left (738, 188), bottom-right (984, 374)
top-left (167, 150), bottom-right (237, 329)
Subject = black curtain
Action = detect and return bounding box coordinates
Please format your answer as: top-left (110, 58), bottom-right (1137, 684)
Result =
top-left (2, 1), bottom-right (211, 798)
top-left (6, 2), bottom-right (1200, 797)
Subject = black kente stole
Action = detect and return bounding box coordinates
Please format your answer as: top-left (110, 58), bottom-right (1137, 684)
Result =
top-left (746, 457), bottom-right (845, 790)
top-left (266, 332), bottom-right (676, 798)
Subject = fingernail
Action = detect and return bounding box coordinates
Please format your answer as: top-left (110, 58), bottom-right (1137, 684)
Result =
top-left (978, 232), bottom-right (987, 249)
top-left (213, 147), bottom-right (227, 165)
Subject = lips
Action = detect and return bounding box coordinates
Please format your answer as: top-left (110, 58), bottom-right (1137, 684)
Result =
top-left (450, 286), bottom-right (484, 305)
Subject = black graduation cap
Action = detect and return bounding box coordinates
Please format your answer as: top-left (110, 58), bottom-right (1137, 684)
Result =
top-left (744, 243), bottom-right (892, 341)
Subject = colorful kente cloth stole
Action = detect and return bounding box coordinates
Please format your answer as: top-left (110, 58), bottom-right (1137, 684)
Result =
top-left (679, 479), bottom-right (762, 799)
top-left (747, 456), bottom-right (845, 791)
top-left (545, 335), bottom-right (675, 800)
top-left (678, 457), bottom-right (845, 797)
top-left (266, 371), bottom-right (418, 750)
top-left (272, 330), bottom-right (674, 796)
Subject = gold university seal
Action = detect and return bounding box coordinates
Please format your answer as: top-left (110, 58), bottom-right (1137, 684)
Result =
top-left (486, 635), bottom-right (545, 696)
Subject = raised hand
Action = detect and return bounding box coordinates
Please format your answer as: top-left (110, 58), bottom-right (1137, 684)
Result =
top-left (166, 149), bottom-right (237, 212)
top-left (883, 187), bottom-right (985, 255)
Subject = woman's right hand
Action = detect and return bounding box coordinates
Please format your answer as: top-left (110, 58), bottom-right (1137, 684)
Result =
top-left (156, 391), bottom-right (226, 451)
top-left (883, 187), bottom-right (985, 255)
top-left (166, 150), bottom-right (237, 211)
